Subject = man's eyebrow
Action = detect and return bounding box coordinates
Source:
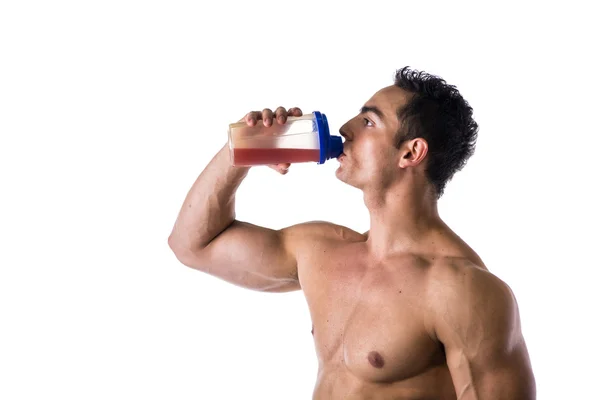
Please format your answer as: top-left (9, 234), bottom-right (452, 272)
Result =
top-left (360, 105), bottom-right (384, 120)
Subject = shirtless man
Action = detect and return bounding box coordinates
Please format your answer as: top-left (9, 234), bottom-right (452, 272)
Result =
top-left (168, 67), bottom-right (536, 399)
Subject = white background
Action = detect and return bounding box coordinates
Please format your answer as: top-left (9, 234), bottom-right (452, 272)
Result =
top-left (1, 1), bottom-right (598, 399)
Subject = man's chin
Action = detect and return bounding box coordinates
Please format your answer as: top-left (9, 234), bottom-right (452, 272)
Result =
top-left (335, 168), bottom-right (357, 188)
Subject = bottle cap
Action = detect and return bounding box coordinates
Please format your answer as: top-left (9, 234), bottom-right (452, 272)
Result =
top-left (314, 111), bottom-right (344, 164)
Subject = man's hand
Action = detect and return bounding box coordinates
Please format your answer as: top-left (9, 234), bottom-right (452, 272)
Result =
top-left (240, 106), bottom-right (304, 175)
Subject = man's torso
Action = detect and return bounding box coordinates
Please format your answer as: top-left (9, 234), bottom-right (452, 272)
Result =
top-left (296, 224), bottom-right (486, 400)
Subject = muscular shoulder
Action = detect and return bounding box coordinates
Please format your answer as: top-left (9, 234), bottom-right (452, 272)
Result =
top-left (428, 259), bottom-right (511, 296)
top-left (424, 259), bottom-right (521, 346)
top-left (280, 220), bottom-right (366, 246)
top-left (423, 261), bottom-right (535, 397)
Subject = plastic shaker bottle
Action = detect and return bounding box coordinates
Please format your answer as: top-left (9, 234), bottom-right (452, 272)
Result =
top-left (228, 111), bottom-right (344, 166)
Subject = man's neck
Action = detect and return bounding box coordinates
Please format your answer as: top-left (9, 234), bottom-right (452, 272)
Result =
top-left (363, 180), bottom-right (442, 259)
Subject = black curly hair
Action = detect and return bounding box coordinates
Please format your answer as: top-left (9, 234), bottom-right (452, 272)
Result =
top-left (393, 66), bottom-right (479, 198)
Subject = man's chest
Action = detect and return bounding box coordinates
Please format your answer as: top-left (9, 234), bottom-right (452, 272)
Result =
top-left (299, 247), bottom-right (443, 383)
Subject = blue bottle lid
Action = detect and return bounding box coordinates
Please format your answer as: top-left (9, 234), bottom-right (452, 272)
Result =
top-left (313, 111), bottom-right (344, 164)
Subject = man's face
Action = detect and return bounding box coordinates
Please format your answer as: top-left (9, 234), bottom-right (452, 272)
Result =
top-left (336, 85), bottom-right (411, 190)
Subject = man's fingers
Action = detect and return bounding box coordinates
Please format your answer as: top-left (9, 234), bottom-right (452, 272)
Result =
top-left (242, 107), bottom-right (302, 127)
top-left (275, 106), bottom-right (287, 124)
top-left (243, 111), bottom-right (261, 126)
top-left (268, 163), bottom-right (291, 174)
top-left (262, 108), bottom-right (274, 127)
top-left (287, 107), bottom-right (303, 117)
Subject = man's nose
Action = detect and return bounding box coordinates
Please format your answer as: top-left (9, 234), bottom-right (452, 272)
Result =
top-left (339, 122), bottom-right (352, 140)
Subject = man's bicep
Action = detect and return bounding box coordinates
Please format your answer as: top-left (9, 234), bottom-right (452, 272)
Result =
top-left (174, 220), bottom-right (336, 293)
top-left (172, 220), bottom-right (301, 292)
top-left (444, 339), bottom-right (536, 400)
top-left (431, 267), bottom-right (536, 399)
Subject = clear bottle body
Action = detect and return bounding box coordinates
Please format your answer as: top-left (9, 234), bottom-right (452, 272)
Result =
top-left (228, 114), bottom-right (321, 166)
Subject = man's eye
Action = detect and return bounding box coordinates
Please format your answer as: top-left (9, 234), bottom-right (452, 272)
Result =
top-left (363, 118), bottom-right (373, 127)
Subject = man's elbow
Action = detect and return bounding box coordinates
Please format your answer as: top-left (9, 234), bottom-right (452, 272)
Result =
top-left (168, 236), bottom-right (207, 270)
top-left (168, 235), bottom-right (186, 259)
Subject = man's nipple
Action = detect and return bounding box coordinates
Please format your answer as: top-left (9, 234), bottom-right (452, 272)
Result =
top-left (368, 351), bottom-right (385, 368)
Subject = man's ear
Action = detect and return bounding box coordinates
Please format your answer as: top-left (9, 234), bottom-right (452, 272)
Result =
top-left (399, 138), bottom-right (428, 168)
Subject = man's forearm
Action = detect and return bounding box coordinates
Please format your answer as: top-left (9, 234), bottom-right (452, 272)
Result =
top-left (168, 143), bottom-right (250, 250)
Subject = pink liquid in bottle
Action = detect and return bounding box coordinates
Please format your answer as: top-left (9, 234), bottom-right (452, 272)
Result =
top-left (233, 148), bottom-right (320, 165)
